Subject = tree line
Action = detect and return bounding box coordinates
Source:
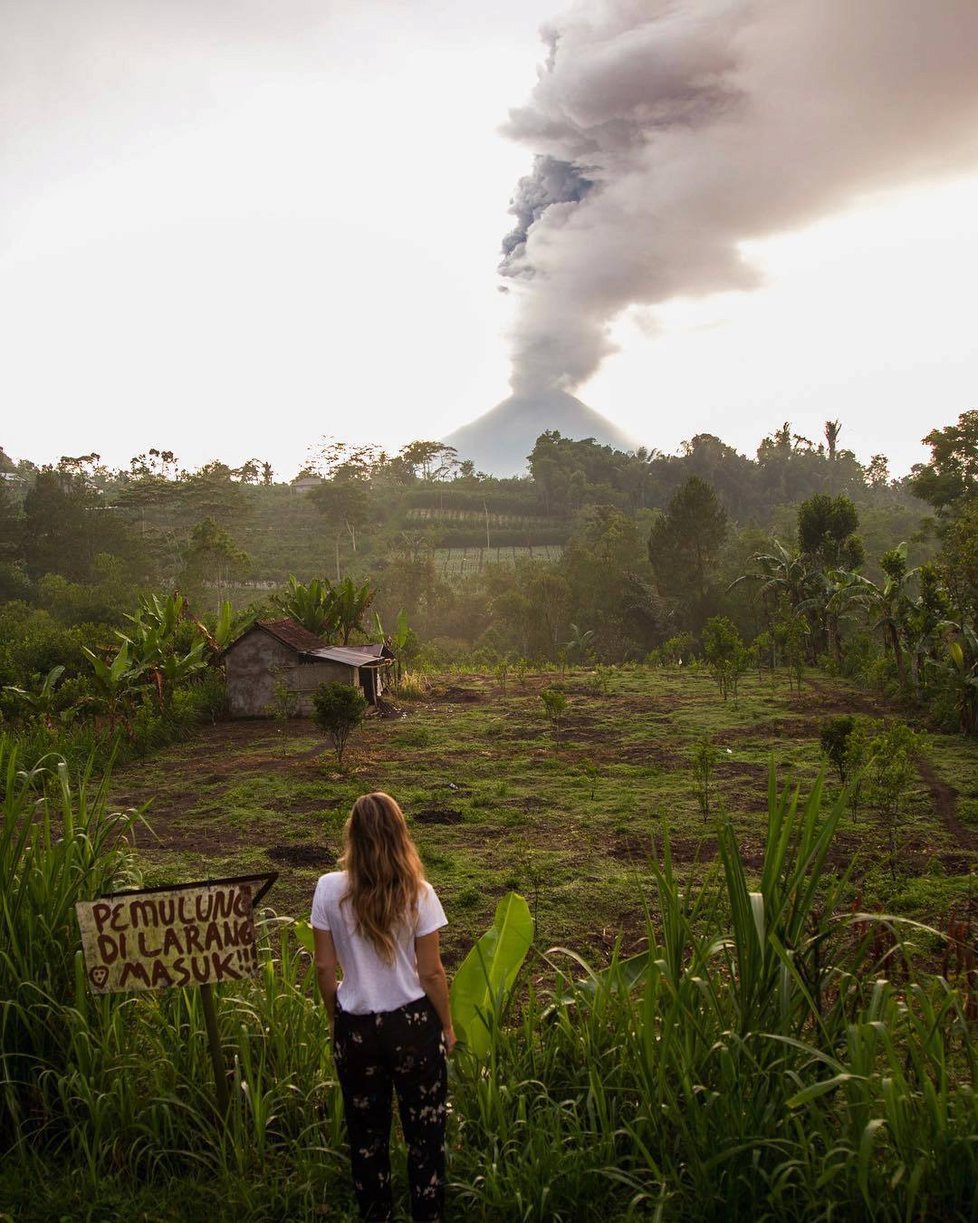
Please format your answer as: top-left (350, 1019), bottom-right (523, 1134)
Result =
top-left (2, 413), bottom-right (977, 732)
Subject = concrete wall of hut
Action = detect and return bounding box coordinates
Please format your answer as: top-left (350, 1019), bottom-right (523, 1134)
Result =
top-left (225, 633), bottom-right (296, 718)
top-left (289, 659), bottom-right (361, 714)
top-left (225, 633), bottom-right (377, 717)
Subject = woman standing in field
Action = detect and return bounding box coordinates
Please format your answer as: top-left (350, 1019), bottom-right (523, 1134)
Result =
top-left (312, 791), bottom-right (455, 1223)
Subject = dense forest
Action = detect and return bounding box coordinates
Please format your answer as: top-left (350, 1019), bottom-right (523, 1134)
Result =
top-left (1, 414), bottom-right (974, 720)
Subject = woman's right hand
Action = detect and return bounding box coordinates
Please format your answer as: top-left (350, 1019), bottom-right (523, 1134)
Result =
top-left (443, 1027), bottom-right (457, 1055)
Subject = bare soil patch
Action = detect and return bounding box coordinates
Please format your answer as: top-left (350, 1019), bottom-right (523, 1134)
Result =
top-left (721, 720), bottom-right (815, 742)
top-left (268, 844), bottom-right (334, 869)
top-left (716, 760), bottom-right (769, 777)
top-left (139, 817), bottom-right (253, 856)
top-left (789, 681), bottom-right (895, 718)
top-left (565, 741), bottom-right (684, 769)
top-left (608, 834), bottom-right (654, 862)
top-left (263, 796), bottom-right (344, 815)
top-left (411, 808), bottom-right (465, 825)
top-left (503, 795), bottom-right (547, 811)
top-left (433, 685), bottom-right (483, 703)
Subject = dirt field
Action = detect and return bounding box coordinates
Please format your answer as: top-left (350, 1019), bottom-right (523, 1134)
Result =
top-left (111, 666), bottom-right (978, 967)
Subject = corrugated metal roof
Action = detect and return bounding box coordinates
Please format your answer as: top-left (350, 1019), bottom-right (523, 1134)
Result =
top-left (304, 644), bottom-right (392, 667)
top-left (255, 619), bottom-right (327, 652)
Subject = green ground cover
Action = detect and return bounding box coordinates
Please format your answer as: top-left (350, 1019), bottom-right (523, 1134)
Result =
top-left (112, 665), bottom-right (978, 967)
top-left (6, 665), bottom-right (978, 1222)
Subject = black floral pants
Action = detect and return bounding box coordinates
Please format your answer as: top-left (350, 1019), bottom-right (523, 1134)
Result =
top-left (333, 995), bottom-right (448, 1222)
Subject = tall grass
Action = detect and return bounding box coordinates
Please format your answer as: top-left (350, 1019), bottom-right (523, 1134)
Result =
top-left (0, 737), bottom-right (347, 1217)
top-left (2, 740), bottom-right (976, 1220)
top-left (449, 774), bottom-right (978, 1220)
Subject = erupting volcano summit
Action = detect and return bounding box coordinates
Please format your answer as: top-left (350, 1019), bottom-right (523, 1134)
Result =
top-left (443, 388), bottom-right (638, 477)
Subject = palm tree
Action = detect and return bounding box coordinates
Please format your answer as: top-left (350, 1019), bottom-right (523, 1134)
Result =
top-left (732, 537), bottom-right (821, 615)
top-left (837, 544), bottom-right (917, 684)
top-left (563, 622), bottom-right (596, 664)
top-left (801, 568), bottom-right (863, 665)
top-left (824, 420), bottom-right (842, 462)
top-left (732, 540), bottom-right (821, 663)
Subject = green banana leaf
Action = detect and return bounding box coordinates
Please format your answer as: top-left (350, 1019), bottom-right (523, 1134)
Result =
top-left (450, 891), bottom-right (533, 1057)
top-left (293, 918), bottom-right (315, 954)
top-left (542, 947), bottom-right (651, 1016)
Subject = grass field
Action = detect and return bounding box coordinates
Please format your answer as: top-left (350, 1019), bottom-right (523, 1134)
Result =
top-left (112, 664), bottom-right (978, 968)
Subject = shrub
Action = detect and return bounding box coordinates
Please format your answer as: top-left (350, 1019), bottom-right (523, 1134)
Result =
top-left (838, 629), bottom-right (877, 679)
top-left (702, 616), bottom-right (750, 700)
top-left (658, 631), bottom-right (696, 666)
top-left (691, 734), bottom-right (720, 820)
top-left (863, 720), bottom-right (923, 878)
top-left (588, 664), bottom-right (613, 696)
top-left (312, 681), bottom-right (367, 767)
top-left (539, 687), bottom-right (567, 737)
top-left (773, 608), bottom-right (808, 693)
top-left (819, 714), bottom-right (856, 783)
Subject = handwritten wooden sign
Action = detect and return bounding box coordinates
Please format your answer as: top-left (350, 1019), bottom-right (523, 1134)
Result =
top-left (76, 873), bottom-right (276, 995)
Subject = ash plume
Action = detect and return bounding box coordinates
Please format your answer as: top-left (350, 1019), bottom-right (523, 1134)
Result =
top-left (501, 155), bottom-right (595, 267)
top-left (500, 0), bottom-right (978, 397)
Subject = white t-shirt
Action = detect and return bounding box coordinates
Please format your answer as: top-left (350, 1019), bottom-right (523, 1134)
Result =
top-left (310, 870), bottom-right (448, 1015)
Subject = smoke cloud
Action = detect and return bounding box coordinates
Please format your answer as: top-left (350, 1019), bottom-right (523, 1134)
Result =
top-left (500, 0), bottom-right (978, 396)
top-left (501, 155), bottom-right (595, 266)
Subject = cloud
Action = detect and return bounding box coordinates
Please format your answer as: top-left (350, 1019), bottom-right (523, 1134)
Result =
top-left (501, 0), bottom-right (978, 395)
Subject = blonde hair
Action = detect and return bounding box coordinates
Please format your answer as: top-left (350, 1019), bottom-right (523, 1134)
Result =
top-left (339, 792), bottom-right (426, 962)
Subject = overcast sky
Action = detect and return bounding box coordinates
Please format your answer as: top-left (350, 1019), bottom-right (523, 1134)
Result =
top-left (2, 0), bottom-right (978, 479)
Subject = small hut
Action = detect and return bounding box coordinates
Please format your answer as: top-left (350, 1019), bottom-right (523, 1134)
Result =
top-left (222, 618), bottom-right (394, 718)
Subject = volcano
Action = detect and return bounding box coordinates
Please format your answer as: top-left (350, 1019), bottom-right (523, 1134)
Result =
top-left (443, 388), bottom-right (638, 477)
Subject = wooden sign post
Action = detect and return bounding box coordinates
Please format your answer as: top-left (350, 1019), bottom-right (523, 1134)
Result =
top-left (76, 872), bottom-right (277, 1113)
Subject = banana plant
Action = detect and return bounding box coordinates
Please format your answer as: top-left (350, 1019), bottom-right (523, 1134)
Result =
top-left (563, 622), bottom-right (595, 664)
top-left (184, 597), bottom-right (244, 657)
top-left (276, 576), bottom-right (339, 639)
top-left (928, 623), bottom-right (978, 734)
top-left (116, 597), bottom-right (208, 709)
top-left (374, 607), bottom-right (410, 653)
top-left (2, 665), bottom-right (66, 727)
top-left (373, 608), bottom-right (412, 684)
top-left (211, 599), bottom-right (237, 649)
top-left (81, 641), bottom-right (144, 734)
top-left (157, 640), bottom-right (208, 705)
top-left (333, 577), bottom-right (374, 645)
top-left (130, 592), bottom-right (186, 639)
top-left (450, 892), bottom-right (533, 1058)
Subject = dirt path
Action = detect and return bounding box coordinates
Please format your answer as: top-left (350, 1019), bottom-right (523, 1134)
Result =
top-left (917, 757), bottom-right (978, 851)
